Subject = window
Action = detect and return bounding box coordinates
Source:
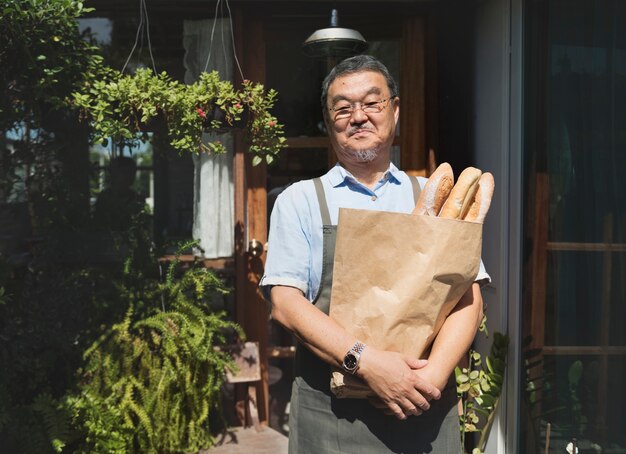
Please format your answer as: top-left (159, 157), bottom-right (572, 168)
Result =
top-left (89, 140), bottom-right (154, 213)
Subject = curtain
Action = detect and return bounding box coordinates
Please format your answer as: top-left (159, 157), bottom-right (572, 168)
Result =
top-left (183, 19), bottom-right (234, 258)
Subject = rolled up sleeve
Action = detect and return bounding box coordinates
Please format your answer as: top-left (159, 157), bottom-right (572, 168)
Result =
top-left (260, 185), bottom-right (314, 301)
top-left (475, 259), bottom-right (491, 287)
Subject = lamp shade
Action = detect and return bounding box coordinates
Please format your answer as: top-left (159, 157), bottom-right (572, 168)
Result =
top-left (302, 9), bottom-right (368, 58)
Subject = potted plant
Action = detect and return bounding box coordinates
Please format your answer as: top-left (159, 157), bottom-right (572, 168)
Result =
top-left (456, 322), bottom-right (509, 454)
top-left (73, 66), bottom-right (286, 164)
top-left (58, 242), bottom-right (245, 453)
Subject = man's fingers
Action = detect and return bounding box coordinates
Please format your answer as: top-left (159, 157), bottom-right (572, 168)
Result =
top-left (411, 374), bottom-right (441, 401)
top-left (367, 396), bottom-right (386, 409)
top-left (405, 357), bottom-right (428, 369)
top-left (406, 390), bottom-right (431, 412)
top-left (359, 349), bottom-right (442, 419)
top-left (398, 398), bottom-right (426, 418)
top-left (419, 384), bottom-right (441, 402)
top-left (368, 396), bottom-right (400, 416)
top-left (388, 403), bottom-right (407, 420)
top-left (404, 406), bottom-right (423, 417)
top-left (371, 393), bottom-right (430, 418)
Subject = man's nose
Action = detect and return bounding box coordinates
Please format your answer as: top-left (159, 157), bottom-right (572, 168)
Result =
top-left (349, 106), bottom-right (368, 124)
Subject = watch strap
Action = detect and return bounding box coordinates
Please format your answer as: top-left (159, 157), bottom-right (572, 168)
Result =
top-left (351, 341), bottom-right (366, 355)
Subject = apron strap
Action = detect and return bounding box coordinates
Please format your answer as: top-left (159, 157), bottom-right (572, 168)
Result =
top-left (315, 175), bottom-right (422, 223)
top-left (410, 175), bottom-right (422, 205)
top-left (313, 177), bottom-right (332, 226)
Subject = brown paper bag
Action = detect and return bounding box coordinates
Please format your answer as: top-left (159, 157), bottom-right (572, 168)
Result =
top-left (328, 208), bottom-right (483, 398)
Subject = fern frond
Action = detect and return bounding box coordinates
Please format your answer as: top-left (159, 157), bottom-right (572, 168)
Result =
top-left (65, 255), bottom-right (242, 453)
top-left (31, 393), bottom-right (73, 453)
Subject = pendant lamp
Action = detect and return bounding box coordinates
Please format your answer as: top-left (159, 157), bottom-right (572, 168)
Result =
top-left (302, 9), bottom-right (368, 59)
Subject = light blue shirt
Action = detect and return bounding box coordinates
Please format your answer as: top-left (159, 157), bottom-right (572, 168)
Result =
top-left (260, 163), bottom-right (490, 302)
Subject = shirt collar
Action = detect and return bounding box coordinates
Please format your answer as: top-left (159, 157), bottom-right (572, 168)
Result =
top-left (328, 162), bottom-right (401, 187)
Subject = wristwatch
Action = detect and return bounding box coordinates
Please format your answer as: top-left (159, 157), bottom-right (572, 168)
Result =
top-left (342, 341), bottom-right (366, 374)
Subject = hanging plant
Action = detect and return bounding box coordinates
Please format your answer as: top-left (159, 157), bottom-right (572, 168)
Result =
top-left (239, 78), bottom-right (285, 166)
top-left (166, 70), bottom-right (244, 154)
top-left (72, 66), bottom-right (286, 164)
top-left (73, 65), bottom-right (170, 149)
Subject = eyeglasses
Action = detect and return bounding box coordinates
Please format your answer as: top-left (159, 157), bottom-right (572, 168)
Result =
top-left (328, 96), bottom-right (396, 121)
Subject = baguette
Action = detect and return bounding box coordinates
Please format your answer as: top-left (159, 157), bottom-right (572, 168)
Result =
top-left (412, 162), bottom-right (454, 216)
top-left (463, 172), bottom-right (494, 223)
top-left (439, 167), bottom-right (482, 219)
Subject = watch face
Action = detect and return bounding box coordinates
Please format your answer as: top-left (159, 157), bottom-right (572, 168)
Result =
top-left (344, 353), bottom-right (358, 370)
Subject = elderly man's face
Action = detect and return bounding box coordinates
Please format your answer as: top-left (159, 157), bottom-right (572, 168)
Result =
top-left (325, 70), bottom-right (399, 164)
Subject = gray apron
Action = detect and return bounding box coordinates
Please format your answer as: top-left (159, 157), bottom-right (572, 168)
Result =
top-left (288, 177), bottom-right (462, 454)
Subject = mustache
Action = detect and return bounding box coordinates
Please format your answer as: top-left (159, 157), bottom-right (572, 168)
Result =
top-left (347, 125), bottom-right (374, 136)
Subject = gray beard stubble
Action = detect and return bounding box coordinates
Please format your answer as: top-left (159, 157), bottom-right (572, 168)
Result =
top-left (354, 149), bottom-right (378, 162)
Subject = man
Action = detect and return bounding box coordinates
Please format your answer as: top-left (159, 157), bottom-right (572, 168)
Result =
top-left (260, 55), bottom-right (489, 453)
top-left (93, 156), bottom-right (144, 231)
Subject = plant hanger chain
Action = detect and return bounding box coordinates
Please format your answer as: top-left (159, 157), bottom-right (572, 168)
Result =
top-left (203, 0), bottom-right (245, 82)
top-left (121, 0), bottom-right (157, 74)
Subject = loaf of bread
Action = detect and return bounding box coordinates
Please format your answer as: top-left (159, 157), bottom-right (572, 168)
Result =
top-left (463, 172), bottom-right (494, 223)
top-left (439, 167), bottom-right (482, 219)
top-left (412, 162), bottom-right (454, 216)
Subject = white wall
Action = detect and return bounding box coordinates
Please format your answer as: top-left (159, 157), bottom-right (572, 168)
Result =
top-left (470, 0), bottom-right (523, 452)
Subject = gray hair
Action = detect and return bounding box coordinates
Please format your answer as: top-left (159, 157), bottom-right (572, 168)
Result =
top-left (320, 55), bottom-right (398, 110)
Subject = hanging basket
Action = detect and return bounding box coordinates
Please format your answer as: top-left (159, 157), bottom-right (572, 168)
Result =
top-left (138, 110), bottom-right (166, 134)
top-left (202, 104), bottom-right (249, 134)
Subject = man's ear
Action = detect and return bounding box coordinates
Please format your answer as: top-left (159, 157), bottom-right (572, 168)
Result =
top-left (393, 96), bottom-right (400, 123)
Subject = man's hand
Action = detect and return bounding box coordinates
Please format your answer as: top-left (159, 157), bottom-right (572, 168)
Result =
top-left (357, 347), bottom-right (441, 420)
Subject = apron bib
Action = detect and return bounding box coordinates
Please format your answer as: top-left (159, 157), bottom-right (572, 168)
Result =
top-left (287, 176), bottom-right (462, 454)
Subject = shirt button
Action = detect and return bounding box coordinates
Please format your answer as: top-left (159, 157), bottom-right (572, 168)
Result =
top-left (371, 195), bottom-right (377, 201)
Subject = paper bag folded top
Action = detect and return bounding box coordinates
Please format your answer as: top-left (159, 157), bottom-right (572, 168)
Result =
top-left (328, 208), bottom-right (483, 398)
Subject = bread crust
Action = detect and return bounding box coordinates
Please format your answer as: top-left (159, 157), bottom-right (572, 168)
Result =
top-left (463, 172), bottom-right (494, 223)
top-left (412, 162), bottom-right (454, 216)
top-left (439, 167), bottom-right (482, 219)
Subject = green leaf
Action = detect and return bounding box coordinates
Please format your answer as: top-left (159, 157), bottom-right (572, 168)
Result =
top-left (568, 360), bottom-right (583, 386)
top-left (477, 394), bottom-right (496, 408)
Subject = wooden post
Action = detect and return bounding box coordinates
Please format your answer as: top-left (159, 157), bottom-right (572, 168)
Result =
top-left (400, 15), bottom-right (426, 176)
top-left (232, 9), bottom-right (270, 427)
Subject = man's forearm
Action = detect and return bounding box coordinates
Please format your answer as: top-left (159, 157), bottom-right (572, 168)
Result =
top-left (417, 282), bottom-right (484, 391)
top-left (270, 285), bottom-right (357, 368)
top-left (270, 284), bottom-right (441, 419)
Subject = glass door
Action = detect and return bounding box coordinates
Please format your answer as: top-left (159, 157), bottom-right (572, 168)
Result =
top-left (522, 1), bottom-right (626, 452)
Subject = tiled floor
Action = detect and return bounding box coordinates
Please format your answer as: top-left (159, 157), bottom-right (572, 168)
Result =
top-left (205, 426), bottom-right (288, 453)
